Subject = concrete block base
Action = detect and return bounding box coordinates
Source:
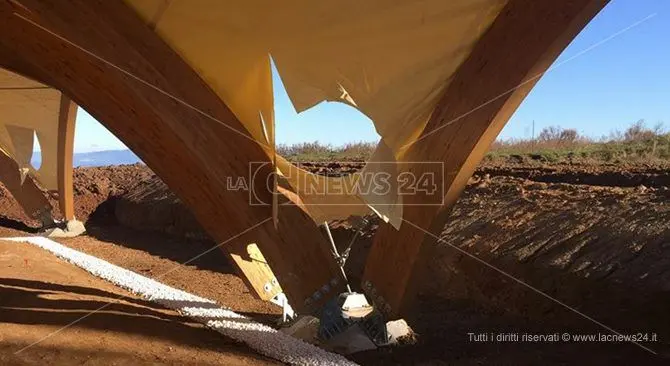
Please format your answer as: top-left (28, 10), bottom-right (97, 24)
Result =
top-left (42, 219), bottom-right (86, 238)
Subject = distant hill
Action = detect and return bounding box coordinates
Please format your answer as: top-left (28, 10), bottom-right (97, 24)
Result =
top-left (31, 149), bottom-right (142, 168)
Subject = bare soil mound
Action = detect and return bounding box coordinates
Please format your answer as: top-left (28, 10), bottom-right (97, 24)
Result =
top-left (110, 161), bottom-right (366, 239)
top-left (0, 163), bottom-right (152, 230)
top-left (113, 174), bottom-right (207, 240)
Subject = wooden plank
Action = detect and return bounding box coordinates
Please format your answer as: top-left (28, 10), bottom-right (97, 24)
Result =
top-left (0, 0), bottom-right (344, 311)
top-left (362, 0), bottom-right (609, 318)
top-left (56, 95), bottom-right (77, 221)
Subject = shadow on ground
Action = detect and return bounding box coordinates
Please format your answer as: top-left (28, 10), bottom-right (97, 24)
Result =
top-left (84, 198), bottom-right (235, 275)
top-left (0, 278), bottom-right (234, 351)
top-left (0, 216), bottom-right (39, 234)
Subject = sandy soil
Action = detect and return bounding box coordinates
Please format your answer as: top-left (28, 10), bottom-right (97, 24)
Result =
top-left (3, 161), bottom-right (670, 364)
top-left (0, 238), bottom-right (278, 365)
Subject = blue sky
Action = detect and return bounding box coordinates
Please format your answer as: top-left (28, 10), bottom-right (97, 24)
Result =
top-left (72, 0), bottom-right (668, 152)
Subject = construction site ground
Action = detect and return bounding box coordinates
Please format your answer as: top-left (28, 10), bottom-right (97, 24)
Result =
top-left (2, 160), bottom-right (670, 365)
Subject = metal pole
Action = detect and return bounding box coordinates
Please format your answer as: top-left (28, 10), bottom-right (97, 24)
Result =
top-left (323, 222), bottom-right (352, 293)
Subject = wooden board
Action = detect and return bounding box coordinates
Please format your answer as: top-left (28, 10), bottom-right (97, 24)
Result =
top-left (362, 0), bottom-right (609, 318)
top-left (0, 0), bottom-right (345, 312)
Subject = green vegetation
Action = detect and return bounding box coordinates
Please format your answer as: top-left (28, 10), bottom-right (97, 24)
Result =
top-left (487, 120), bottom-right (670, 164)
top-left (277, 141), bottom-right (376, 162)
top-left (278, 120), bottom-right (670, 164)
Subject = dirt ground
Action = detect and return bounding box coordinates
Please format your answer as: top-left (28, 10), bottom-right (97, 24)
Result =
top-left (0, 164), bottom-right (153, 230)
top-left (0, 237), bottom-right (278, 365)
top-left (2, 161), bottom-right (670, 364)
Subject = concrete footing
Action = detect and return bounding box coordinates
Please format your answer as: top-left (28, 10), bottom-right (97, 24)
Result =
top-left (281, 316), bottom-right (414, 354)
top-left (41, 219), bottom-right (86, 238)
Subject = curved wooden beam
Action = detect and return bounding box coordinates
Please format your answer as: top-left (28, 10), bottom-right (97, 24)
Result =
top-left (0, 0), bottom-right (344, 312)
top-left (362, 0), bottom-right (609, 318)
top-left (56, 94), bottom-right (76, 221)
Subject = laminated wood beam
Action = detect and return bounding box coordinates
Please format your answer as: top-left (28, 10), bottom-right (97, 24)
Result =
top-left (0, 0), bottom-right (345, 312)
top-left (56, 95), bottom-right (77, 221)
top-left (362, 0), bottom-right (609, 318)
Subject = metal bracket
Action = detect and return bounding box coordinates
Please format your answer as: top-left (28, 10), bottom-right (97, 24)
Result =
top-left (317, 292), bottom-right (389, 346)
top-left (313, 220), bottom-right (390, 345)
top-left (270, 292), bottom-right (296, 324)
top-left (362, 280), bottom-right (392, 317)
top-left (322, 221), bottom-right (352, 293)
top-left (303, 276), bottom-right (340, 308)
top-left (360, 309), bottom-right (391, 345)
top-left (339, 217), bottom-right (369, 267)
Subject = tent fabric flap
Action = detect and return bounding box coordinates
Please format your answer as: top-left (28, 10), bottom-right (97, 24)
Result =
top-left (125, 0), bottom-right (508, 227)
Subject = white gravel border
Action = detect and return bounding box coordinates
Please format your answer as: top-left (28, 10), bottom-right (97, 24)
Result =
top-left (3, 236), bottom-right (357, 366)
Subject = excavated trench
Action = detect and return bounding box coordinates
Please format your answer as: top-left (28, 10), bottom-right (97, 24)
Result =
top-left (2, 161), bottom-right (670, 364)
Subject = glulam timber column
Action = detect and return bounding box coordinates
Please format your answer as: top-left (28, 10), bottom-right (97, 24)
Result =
top-left (362, 0), bottom-right (609, 318)
top-left (56, 95), bottom-right (77, 222)
top-left (0, 0), bottom-right (345, 312)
